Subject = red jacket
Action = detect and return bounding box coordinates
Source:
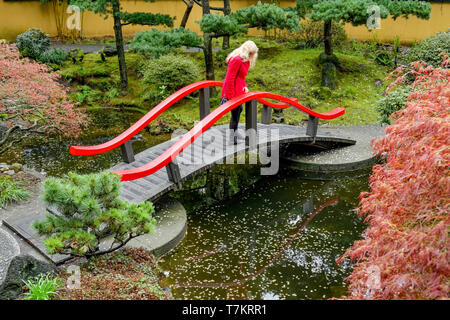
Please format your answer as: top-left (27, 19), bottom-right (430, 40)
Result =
top-left (221, 56), bottom-right (250, 99)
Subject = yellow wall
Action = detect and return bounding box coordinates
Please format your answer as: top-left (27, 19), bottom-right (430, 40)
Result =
top-left (344, 1), bottom-right (450, 44)
top-left (0, 0), bottom-right (263, 41)
top-left (0, 0), bottom-right (449, 43)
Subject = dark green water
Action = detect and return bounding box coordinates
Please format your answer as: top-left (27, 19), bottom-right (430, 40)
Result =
top-left (0, 109), bottom-right (170, 177)
top-left (159, 169), bottom-right (368, 300)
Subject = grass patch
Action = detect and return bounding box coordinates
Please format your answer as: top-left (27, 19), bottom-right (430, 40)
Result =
top-left (241, 43), bottom-right (388, 125)
top-left (0, 175), bottom-right (30, 207)
top-left (55, 248), bottom-right (171, 300)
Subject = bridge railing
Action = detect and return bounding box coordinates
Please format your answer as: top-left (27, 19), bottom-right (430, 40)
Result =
top-left (70, 80), bottom-right (345, 182)
top-left (199, 88), bottom-right (324, 145)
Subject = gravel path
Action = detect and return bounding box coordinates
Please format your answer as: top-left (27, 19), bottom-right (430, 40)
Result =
top-left (50, 43), bottom-right (128, 54)
top-left (49, 43), bottom-right (220, 54)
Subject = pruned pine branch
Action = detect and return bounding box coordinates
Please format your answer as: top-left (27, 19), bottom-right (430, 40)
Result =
top-left (120, 12), bottom-right (174, 27)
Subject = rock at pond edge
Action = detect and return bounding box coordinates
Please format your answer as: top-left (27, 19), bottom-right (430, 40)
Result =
top-left (0, 254), bottom-right (55, 300)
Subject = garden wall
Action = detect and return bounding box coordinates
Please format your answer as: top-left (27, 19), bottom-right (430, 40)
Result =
top-left (0, 0), bottom-right (449, 43)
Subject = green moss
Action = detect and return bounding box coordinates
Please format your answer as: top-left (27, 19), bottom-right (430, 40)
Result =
top-left (59, 52), bottom-right (143, 83)
top-left (311, 86), bottom-right (332, 100)
top-left (87, 78), bottom-right (115, 91)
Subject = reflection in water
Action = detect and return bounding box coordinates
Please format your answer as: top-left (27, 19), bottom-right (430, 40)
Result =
top-left (17, 133), bottom-right (169, 177)
top-left (159, 169), bottom-right (368, 300)
top-left (175, 198), bottom-right (339, 289)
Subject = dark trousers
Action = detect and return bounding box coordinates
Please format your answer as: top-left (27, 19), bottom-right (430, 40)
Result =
top-left (221, 97), bottom-right (242, 131)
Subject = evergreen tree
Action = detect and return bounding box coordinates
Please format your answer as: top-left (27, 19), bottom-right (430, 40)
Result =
top-left (69, 0), bottom-right (175, 90)
top-left (294, 0), bottom-right (432, 89)
top-left (33, 172), bottom-right (156, 258)
top-left (200, 1), bottom-right (300, 80)
top-left (131, 1), bottom-right (300, 82)
top-left (179, 0), bottom-right (231, 49)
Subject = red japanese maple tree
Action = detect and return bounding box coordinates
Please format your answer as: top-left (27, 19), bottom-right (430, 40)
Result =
top-left (0, 42), bottom-right (88, 154)
top-left (337, 54), bottom-right (449, 300)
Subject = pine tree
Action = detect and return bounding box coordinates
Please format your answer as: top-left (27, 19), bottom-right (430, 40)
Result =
top-left (201, 1), bottom-right (300, 80)
top-left (130, 1), bottom-right (300, 82)
top-left (69, 0), bottom-right (175, 90)
top-left (294, 0), bottom-right (432, 89)
top-left (33, 171), bottom-right (156, 258)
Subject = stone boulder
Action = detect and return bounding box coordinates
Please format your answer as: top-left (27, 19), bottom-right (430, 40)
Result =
top-left (10, 163), bottom-right (23, 172)
top-left (0, 255), bottom-right (55, 300)
top-left (103, 45), bottom-right (117, 57)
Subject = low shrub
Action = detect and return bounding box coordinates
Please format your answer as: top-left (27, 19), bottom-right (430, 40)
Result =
top-left (406, 30), bottom-right (450, 67)
top-left (38, 48), bottom-right (68, 66)
top-left (376, 86), bottom-right (412, 124)
top-left (141, 54), bottom-right (200, 93)
top-left (374, 50), bottom-right (392, 67)
top-left (142, 85), bottom-right (170, 105)
top-left (105, 87), bottom-right (120, 101)
top-left (16, 28), bottom-right (50, 60)
top-left (69, 48), bottom-right (85, 64)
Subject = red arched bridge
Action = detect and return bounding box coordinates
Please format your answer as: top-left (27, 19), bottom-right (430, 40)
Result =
top-left (70, 81), bottom-right (355, 203)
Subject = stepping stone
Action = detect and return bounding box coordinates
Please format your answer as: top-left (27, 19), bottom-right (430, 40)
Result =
top-left (126, 198), bottom-right (187, 257)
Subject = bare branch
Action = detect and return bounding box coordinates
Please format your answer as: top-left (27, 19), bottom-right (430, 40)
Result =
top-left (0, 124), bottom-right (21, 146)
top-left (192, 0), bottom-right (225, 12)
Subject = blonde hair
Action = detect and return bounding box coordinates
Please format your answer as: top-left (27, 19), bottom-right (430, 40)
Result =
top-left (226, 40), bottom-right (259, 68)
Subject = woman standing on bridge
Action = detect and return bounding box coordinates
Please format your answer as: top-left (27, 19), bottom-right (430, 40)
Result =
top-left (221, 40), bottom-right (259, 145)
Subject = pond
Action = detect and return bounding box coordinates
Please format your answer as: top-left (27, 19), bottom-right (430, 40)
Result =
top-left (159, 168), bottom-right (368, 300)
top-left (0, 109), bottom-right (170, 177)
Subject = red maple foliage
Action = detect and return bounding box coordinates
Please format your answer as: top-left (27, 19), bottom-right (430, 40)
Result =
top-left (337, 54), bottom-right (450, 300)
top-left (0, 42), bottom-right (88, 154)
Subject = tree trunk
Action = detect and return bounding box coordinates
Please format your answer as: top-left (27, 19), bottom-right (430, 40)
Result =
top-left (222, 0), bottom-right (231, 49)
top-left (180, 0), bottom-right (194, 28)
top-left (202, 0), bottom-right (215, 81)
top-left (222, 36), bottom-right (230, 50)
top-left (203, 33), bottom-right (215, 81)
top-left (320, 20), bottom-right (336, 89)
top-left (112, 0), bottom-right (128, 90)
top-left (324, 20), bottom-right (332, 55)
